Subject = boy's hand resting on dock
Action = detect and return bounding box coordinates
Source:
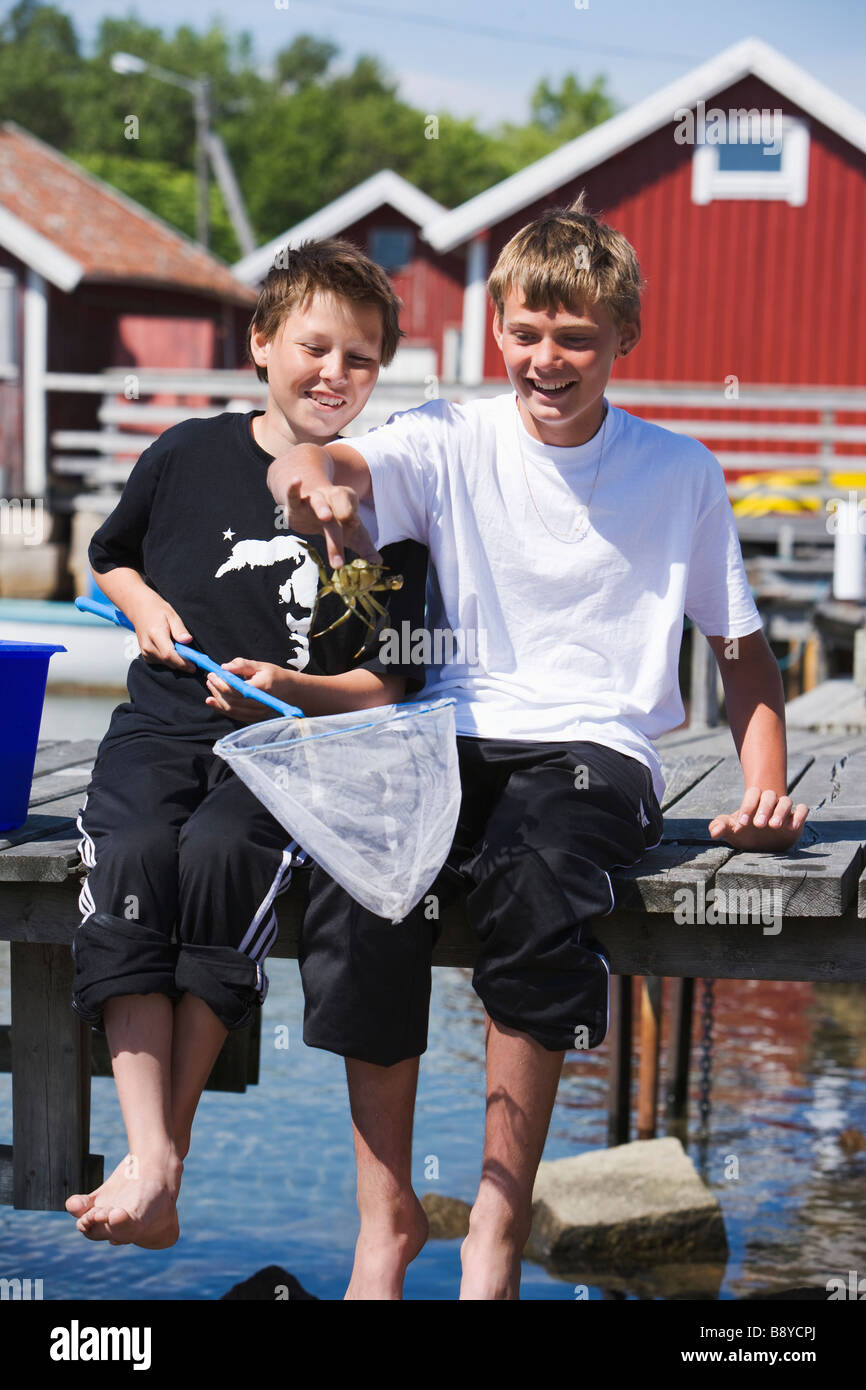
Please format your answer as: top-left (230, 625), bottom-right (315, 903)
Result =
top-left (707, 789), bottom-right (809, 852)
top-left (705, 631), bottom-right (809, 853)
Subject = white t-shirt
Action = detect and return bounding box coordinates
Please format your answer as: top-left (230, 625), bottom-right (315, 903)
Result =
top-left (354, 393), bottom-right (763, 803)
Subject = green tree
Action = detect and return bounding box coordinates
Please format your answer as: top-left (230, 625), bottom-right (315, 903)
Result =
top-left (491, 73), bottom-right (618, 175)
top-left (530, 73), bottom-right (615, 140)
top-left (0, 0), bottom-right (81, 145)
top-left (82, 15), bottom-right (263, 169)
top-left (0, 6), bottom-right (616, 259)
top-left (276, 35), bottom-right (338, 90)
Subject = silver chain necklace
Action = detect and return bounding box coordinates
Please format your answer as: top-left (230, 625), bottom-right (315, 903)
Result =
top-left (516, 399), bottom-right (609, 543)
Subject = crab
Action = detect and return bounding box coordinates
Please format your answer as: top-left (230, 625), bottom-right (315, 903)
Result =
top-left (298, 540), bottom-right (403, 658)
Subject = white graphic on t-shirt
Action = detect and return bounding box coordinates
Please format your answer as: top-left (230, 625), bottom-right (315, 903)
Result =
top-left (215, 536), bottom-right (319, 670)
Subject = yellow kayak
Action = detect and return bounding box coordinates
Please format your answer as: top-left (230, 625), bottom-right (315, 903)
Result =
top-left (730, 468), bottom-right (866, 517)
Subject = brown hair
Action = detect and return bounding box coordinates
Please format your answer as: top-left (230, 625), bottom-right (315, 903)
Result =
top-left (487, 192), bottom-right (644, 329)
top-left (249, 236), bottom-right (404, 380)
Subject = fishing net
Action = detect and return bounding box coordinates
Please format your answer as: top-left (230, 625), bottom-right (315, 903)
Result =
top-left (214, 697), bottom-right (460, 923)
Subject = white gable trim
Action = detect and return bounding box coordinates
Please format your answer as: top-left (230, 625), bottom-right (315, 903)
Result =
top-left (233, 169), bottom-right (447, 285)
top-left (0, 205), bottom-right (83, 292)
top-left (424, 37), bottom-right (866, 252)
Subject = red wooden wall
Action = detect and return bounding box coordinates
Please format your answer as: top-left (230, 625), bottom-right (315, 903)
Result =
top-left (338, 206), bottom-right (465, 377)
top-left (481, 76), bottom-right (866, 394)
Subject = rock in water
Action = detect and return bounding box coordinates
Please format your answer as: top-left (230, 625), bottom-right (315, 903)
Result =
top-left (838, 1126), bottom-right (866, 1155)
top-left (421, 1193), bottom-right (472, 1238)
top-left (529, 1137), bottom-right (727, 1270)
top-left (221, 1265), bottom-right (318, 1300)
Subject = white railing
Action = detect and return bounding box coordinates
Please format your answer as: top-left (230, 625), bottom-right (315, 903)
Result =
top-left (42, 371), bottom-right (866, 495)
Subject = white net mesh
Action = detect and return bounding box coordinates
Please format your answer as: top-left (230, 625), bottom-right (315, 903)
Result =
top-left (214, 698), bottom-right (460, 923)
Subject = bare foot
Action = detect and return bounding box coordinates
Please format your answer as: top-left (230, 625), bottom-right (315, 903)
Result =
top-left (67, 1150), bottom-right (183, 1249)
top-left (65, 1154), bottom-right (137, 1220)
top-left (459, 1210), bottom-right (530, 1300)
top-left (345, 1192), bottom-right (428, 1300)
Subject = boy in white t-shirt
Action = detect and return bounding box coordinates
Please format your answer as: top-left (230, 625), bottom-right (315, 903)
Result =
top-left (268, 194), bottom-right (808, 1300)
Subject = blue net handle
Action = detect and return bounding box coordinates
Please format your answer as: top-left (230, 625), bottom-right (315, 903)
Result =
top-left (74, 596), bottom-right (303, 718)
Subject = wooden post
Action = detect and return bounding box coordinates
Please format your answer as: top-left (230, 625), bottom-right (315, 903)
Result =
top-left (10, 942), bottom-right (100, 1210)
top-left (607, 974), bottom-right (632, 1147)
top-left (637, 975), bottom-right (663, 1139)
top-left (802, 635), bottom-right (820, 694)
top-left (665, 977), bottom-right (694, 1138)
top-left (777, 523), bottom-right (794, 560)
top-left (207, 1010), bottom-right (262, 1092)
top-left (854, 627), bottom-right (866, 690)
top-left (689, 627), bottom-right (719, 728)
top-left (23, 268), bottom-right (48, 496)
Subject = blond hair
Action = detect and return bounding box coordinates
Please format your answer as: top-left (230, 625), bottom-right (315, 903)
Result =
top-left (249, 237), bottom-right (404, 381)
top-left (487, 192), bottom-right (644, 328)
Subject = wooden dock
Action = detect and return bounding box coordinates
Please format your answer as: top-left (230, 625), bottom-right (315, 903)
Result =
top-left (2, 687), bottom-right (866, 1210)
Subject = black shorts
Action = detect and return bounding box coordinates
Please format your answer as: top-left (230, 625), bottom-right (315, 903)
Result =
top-left (298, 736), bottom-right (664, 1066)
top-left (71, 710), bottom-right (308, 1032)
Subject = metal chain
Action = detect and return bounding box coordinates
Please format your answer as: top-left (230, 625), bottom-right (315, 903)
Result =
top-left (697, 978), bottom-right (715, 1134)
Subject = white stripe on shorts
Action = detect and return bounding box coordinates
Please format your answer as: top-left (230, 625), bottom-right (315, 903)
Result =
top-left (76, 799), bottom-right (98, 922)
top-left (237, 839), bottom-right (300, 958)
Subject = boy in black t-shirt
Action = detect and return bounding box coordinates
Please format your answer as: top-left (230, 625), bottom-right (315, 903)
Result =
top-left (65, 240), bottom-right (427, 1249)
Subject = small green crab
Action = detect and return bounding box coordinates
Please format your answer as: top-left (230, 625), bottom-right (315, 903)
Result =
top-left (298, 540), bottom-right (403, 658)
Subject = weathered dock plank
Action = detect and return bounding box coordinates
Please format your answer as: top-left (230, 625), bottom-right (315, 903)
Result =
top-left (786, 680), bottom-right (866, 733)
top-left (788, 751), bottom-right (866, 819)
top-left (665, 752), bottom-right (814, 820)
top-left (657, 755), bottom-right (723, 811)
top-left (26, 766), bottom-right (93, 809)
top-left (0, 837), bottom-right (83, 883)
top-left (31, 740), bottom-right (100, 778)
top-left (593, 903), bottom-right (866, 982)
top-left (713, 837), bottom-right (864, 918)
top-left (612, 843), bottom-right (734, 914)
top-left (0, 794), bottom-right (90, 852)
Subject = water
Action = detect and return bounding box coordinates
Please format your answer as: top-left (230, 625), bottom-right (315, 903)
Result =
top-left (1, 695), bottom-right (864, 1301)
top-left (39, 692), bottom-right (122, 744)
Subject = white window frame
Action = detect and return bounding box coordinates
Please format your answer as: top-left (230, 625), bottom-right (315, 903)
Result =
top-left (0, 267), bottom-right (18, 378)
top-left (692, 115), bottom-right (810, 207)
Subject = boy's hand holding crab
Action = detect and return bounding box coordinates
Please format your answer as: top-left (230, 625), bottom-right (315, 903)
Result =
top-left (269, 444), bottom-right (381, 568)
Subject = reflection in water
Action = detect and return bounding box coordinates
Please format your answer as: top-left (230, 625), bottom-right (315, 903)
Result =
top-left (2, 955), bottom-right (861, 1300)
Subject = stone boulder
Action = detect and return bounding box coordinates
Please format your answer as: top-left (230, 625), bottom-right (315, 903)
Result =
top-left (221, 1265), bottom-right (318, 1300)
top-left (529, 1137), bottom-right (727, 1272)
top-left (421, 1192), bottom-right (472, 1239)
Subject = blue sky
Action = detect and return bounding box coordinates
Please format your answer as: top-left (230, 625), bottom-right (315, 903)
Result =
top-left (59, 0), bottom-right (865, 124)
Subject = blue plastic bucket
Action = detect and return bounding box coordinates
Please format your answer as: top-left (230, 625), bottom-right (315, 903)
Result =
top-left (0, 639), bottom-right (66, 832)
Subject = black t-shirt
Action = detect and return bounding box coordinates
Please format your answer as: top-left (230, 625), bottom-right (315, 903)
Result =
top-left (89, 410), bottom-right (428, 738)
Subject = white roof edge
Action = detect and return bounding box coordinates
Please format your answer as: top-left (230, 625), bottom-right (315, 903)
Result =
top-left (747, 38), bottom-right (866, 152)
top-left (424, 37), bottom-right (866, 252)
top-left (233, 169), bottom-right (447, 284)
top-left (0, 204), bottom-right (83, 291)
